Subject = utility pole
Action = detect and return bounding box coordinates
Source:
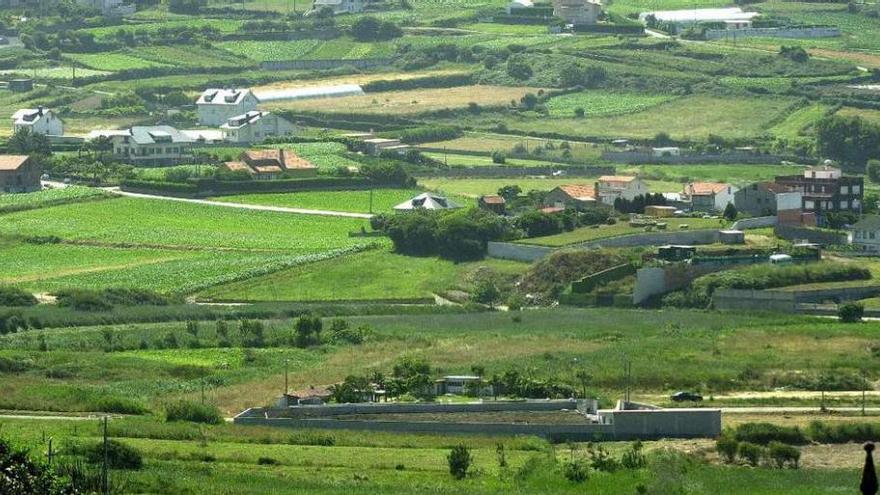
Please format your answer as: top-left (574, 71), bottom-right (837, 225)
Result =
top-left (284, 358), bottom-right (290, 395)
top-left (201, 379), bottom-right (206, 404)
top-left (47, 438), bottom-right (53, 466)
top-left (102, 416), bottom-right (109, 495)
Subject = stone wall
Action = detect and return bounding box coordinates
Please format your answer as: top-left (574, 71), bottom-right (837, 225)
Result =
top-left (254, 399), bottom-right (582, 419)
top-left (487, 241), bottom-right (554, 262)
top-left (412, 165), bottom-right (613, 178)
top-left (573, 229), bottom-right (721, 249)
top-left (602, 409), bottom-right (721, 439)
top-left (600, 151), bottom-right (784, 165)
top-left (731, 216), bottom-right (777, 230)
top-left (713, 289), bottom-right (797, 312)
top-left (774, 225), bottom-right (848, 245)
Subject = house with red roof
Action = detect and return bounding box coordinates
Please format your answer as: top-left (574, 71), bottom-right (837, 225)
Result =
top-left (222, 148), bottom-right (317, 180)
top-left (544, 184), bottom-right (596, 210)
top-left (595, 175), bottom-right (648, 205)
top-left (682, 181), bottom-right (737, 212)
top-left (0, 155), bottom-right (40, 193)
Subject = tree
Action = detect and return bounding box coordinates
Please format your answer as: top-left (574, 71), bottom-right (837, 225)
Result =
top-left (491, 150), bottom-right (506, 164)
top-left (868, 159), bottom-right (880, 183)
top-left (816, 115), bottom-right (880, 170)
top-left (779, 45), bottom-right (809, 63)
top-left (329, 375), bottom-right (371, 403)
top-left (716, 435), bottom-right (739, 463)
top-left (723, 202), bottom-right (738, 221)
top-left (653, 132), bottom-right (673, 147)
top-left (294, 315), bottom-right (323, 347)
top-left (8, 127), bottom-right (51, 156)
top-left (497, 184), bottom-right (522, 201)
top-left (519, 92), bottom-right (538, 110)
top-left (516, 210), bottom-right (563, 237)
top-left (575, 369), bottom-right (592, 399)
top-left (839, 302), bottom-right (864, 323)
top-left (447, 445), bottom-right (471, 479)
top-left (239, 319), bottom-right (265, 347)
top-left (471, 279), bottom-right (500, 306)
top-left (506, 55), bottom-right (532, 81)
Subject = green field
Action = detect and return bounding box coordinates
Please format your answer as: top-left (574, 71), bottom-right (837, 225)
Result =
top-left (66, 51), bottom-right (173, 71)
top-left (0, 186), bottom-right (109, 212)
top-left (519, 217), bottom-right (726, 247)
top-left (216, 38), bottom-right (396, 62)
top-left (209, 189), bottom-right (425, 214)
top-left (545, 91), bottom-right (675, 118)
top-left (200, 249), bottom-right (527, 301)
top-left (0, 197), bottom-right (370, 252)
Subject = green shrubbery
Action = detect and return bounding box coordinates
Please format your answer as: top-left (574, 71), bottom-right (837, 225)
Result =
top-left (839, 302), bottom-right (864, 323)
top-left (383, 208), bottom-right (512, 261)
top-left (0, 286), bottom-right (38, 307)
top-left (83, 440), bottom-right (143, 470)
top-left (732, 422), bottom-right (808, 446)
top-left (54, 288), bottom-right (175, 312)
top-left (806, 420), bottom-right (880, 443)
top-left (164, 400), bottom-right (223, 424)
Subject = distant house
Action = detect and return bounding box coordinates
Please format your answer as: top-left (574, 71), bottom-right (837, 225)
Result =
top-left (363, 138), bottom-right (409, 156)
top-left (683, 182), bottom-right (737, 212)
top-left (196, 88), bottom-right (260, 127)
top-left (434, 376), bottom-right (493, 396)
top-left (506, 0), bottom-right (533, 14)
top-left (734, 182), bottom-right (799, 216)
top-left (12, 107), bottom-right (63, 136)
top-left (393, 192), bottom-right (462, 212)
top-left (645, 205), bottom-right (676, 218)
top-left (220, 111), bottom-right (295, 144)
top-left (0, 155), bottom-right (40, 192)
top-left (638, 7), bottom-right (759, 29)
top-left (310, 0), bottom-right (364, 14)
top-left (552, 0), bottom-right (602, 25)
top-left (88, 126), bottom-right (193, 166)
top-left (850, 216), bottom-right (880, 253)
top-left (544, 184), bottom-right (596, 209)
top-left (478, 195), bottom-right (506, 214)
top-left (595, 175), bottom-right (648, 205)
top-left (774, 165), bottom-right (863, 214)
top-left (652, 146), bottom-right (680, 157)
top-left (223, 148), bottom-right (317, 180)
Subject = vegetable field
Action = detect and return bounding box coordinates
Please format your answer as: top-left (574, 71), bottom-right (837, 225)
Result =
top-left (216, 39), bottom-right (395, 62)
top-left (545, 91), bottom-right (674, 118)
top-left (209, 189), bottom-right (425, 214)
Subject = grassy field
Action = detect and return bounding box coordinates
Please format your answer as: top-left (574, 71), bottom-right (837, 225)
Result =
top-left (420, 131), bottom-right (604, 161)
top-left (499, 95), bottom-right (801, 141)
top-left (269, 86), bottom-right (543, 115)
top-left (251, 68), bottom-right (472, 92)
top-left (623, 163), bottom-right (807, 185)
top-left (208, 189), bottom-right (428, 214)
top-left (200, 249), bottom-right (528, 302)
top-left (66, 51), bottom-right (174, 71)
top-left (419, 177), bottom-right (603, 197)
top-left (519, 217), bottom-right (726, 247)
top-left (0, 186), bottom-right (109, 212)
top-left (0, 197), bottom-right (370, 252)
top-left (835, 106), bottom-right (880, 126)
top-left (545, 91), bottom-right (676, 118)
top-left (216, 38), bottom-right (397, 62)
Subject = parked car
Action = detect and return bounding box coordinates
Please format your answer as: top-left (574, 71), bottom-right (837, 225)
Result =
top-left (671, 391), bottom-right (703, 402)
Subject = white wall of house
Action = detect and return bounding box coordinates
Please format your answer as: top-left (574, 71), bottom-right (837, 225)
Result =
top-left (713, 185), bottom-right (738, 211)
top-left (852, 229), bottom-right (880, 253)
top-left (776, 191), bottom-right (802, 211)
top-left (13, 110), bottom-right (63, 136)
top-left (197, 91), bottom-right (259, 126)
top-left (222, 113), bottom-right (295, 144)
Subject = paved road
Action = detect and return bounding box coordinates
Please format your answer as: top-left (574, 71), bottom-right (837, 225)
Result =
top-left (106, 188), bottom-right (375, 219)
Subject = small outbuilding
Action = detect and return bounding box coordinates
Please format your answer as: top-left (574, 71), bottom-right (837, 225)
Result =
top-left (0, 155), bottom-right (41, 192)
top-left (479, 195), bottom-right (506, 214)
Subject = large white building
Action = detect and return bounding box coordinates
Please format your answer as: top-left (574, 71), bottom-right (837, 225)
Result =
top-left (196, 88), bottom-right (260, 127)
top-left (683, 182), bottom-right (738, 212)
top-left (310, 0), bottom-right (364, 14)
top-left (88, 126), bottom-right (194, 166)
top-left (220, 111), bottom-right (295, 144)
top-left (851, 216), bottom-right (880, 253)
top-left (595, 175), bottom-right (649, 205)
top-left (552, 0), bottom-right (602, 25)
top-left (12, 107), bottom-right (63, 136)
top-left (639, 7), bottom-right (759, 28)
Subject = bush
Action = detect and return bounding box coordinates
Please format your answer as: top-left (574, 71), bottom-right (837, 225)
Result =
top-left (0, 286), bottom-right (38, 306)
top-left (806, 420), bottom-right (880, 444)
top-left (491, 150), bottom-right (506, 164)
top-left (257, 457), bottom-right (280, 465)
top-left (839, 302), bottom-right (864, 323)
top-left (733, 423), bottom-right (808, 446)
top-left (621, 440), bottom-right (647, 469)
top-left (716, 435), bottom-right (739, 463)
top-left (737, 441), bottom-right (764, 466)
top-left (516, 210), bottom-right (562, 238)
top-left (448, 445), bottom-right (471, 479)
top-left (165, 400), bottom-right (223, 424)
top-left (84, 440), bottom-right (143, 470)
top-left (563, 459), bottom-right (590, 482)
top-left (767, 441), bottom-right (800, 469)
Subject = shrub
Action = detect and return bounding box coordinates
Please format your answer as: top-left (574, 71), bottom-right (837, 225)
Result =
top-left (587, 443), bottom-right (620, 472)
top-left (165, 400), bottom-right (223, 424)
top-left (839, 302), bottom-right (864, 323)
top-left (84, 440), bottom-right (143, 470)
top-left (767, 441), bottom-right (800, 469)
top-left (516, 210), bottom-right (562, 238)
top-left (737, 441), bottom-right (764, 466)
top-left (621, 440), bottom-right (647, 469)
top-left (54, 290), bottom-right (113, 311)
top-left (733, 423), bottom-right (808, 446)
top-left (257, 457), bottom-right (280, 465)
top-left (563, 459), bottom-right (590, 482)
top-left (716, 435), bottom-right (739, 463)
top-left (806, 421), bottom-right (880, 444)
top-left (447, 445), bottom-right (471, 479)
top-left (491, 150), bottom-right (506, 164)
top-left (0, 286), bottom-right (38, 306)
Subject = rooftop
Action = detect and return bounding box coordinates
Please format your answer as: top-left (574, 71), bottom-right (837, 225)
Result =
top-left (394, 192), bottom-right (462, 211)
top-left (685, 182), bottom-right (730, 196)
top-left (197, 88), bottom-right (256, 106)
top-left (639, 7), bottom-right (759, 23)
top-left (12, 107), bottom-right (51, 125)
top-left (597, 175), bottom-right (637, 184)
top-left (557, 184), bottom-right (596, 201)
top-left (0, 155), bottom-right (29, 171)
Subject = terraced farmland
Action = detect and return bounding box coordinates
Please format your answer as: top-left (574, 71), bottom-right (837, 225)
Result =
top-left (216, 38), bottom-right (395, 62)
top-left (209, 189), bottom-right (426, 214)
top-left (544, 91), bottom-right (675, 118)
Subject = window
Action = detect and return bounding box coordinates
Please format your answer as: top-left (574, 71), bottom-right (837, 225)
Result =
top-left (854, 185), bottom-right (861, 195)
top-left (841, 200), bottom-right (849, 209)
top-left (805, 200), bottom-right (814, 209)
top-left (841, 185), bottom-right (849, 195)
top-left (871, 232), bottom-right (876, 240)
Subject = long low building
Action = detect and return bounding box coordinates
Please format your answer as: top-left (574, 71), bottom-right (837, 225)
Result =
top-left (88, 126), bottom-right (194, 166)
top-left (639, 7), bottom-right (759, 27)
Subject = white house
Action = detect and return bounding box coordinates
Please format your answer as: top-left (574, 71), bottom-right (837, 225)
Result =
top-left (220, 111), bottom-right (295, 144)
top-left (88, 126), bottom-right (193, 166)
top-left (196, 88), bottom-right (260, 127)
top-left (12, 107), bottom-right (63, 136)
top-left (683, 182), bottom-right (738, 212)
top-left (638, 7), bottom-right (759, 28)
top-left (851, 216), bottom-right (880, 253)
top-left (552, 0), bottom-right (602, 25)
top-left (507, 0), bottom-right (533, 14)
top-left (310, 0), bottom-right (364, 14)
top-left (595, 175), bottom-right (649, 205)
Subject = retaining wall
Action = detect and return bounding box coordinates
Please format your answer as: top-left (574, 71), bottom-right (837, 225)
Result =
top-left (600, 151), bottom-right (784, 165)
top-left (487, 241), bottom-right (554, 262)
top-left (705, 26), bottom-right (841, 40)
top-left (572, 229), bottom-right (721, 249)
top-left (260, 399), bottom-right (581, 418)
top-left (632, 263), bottom-right (720, 304)
top-left (412, 165), bottom-right (614, 178)
top-left (731, 216), bottom-right (777, 230)
top-left (713, 289), bottom-right (797, 312)
top-left (774, 225), bottom-right (848, 245)
top-left (786, 285), bottom-right (880, 304)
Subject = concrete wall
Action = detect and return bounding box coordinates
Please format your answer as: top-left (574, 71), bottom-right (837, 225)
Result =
top-left (488, 241), bottom-right (554, 262)
top-left (713, 289), bottom-right (797, 312)
top-left (731, 216), bottom-right (776, 230)
top-left (252, 399), bottom-right (581, 419)
top-left (603, 409), bottom-right (721, 439)
top-left (788, 285), bottom-right (880, 304)
top-left (574, 229), bottom-right (721, 249)
top-left (705, 26), bottom-right (841, 40)
top-left (633, 263), bottom-right (721, 304)
top-left (412, 165), bottom-right (613, 178)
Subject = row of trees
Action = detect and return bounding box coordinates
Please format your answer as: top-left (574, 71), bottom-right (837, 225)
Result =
top-left (379, 208), bottom-right (513, 261)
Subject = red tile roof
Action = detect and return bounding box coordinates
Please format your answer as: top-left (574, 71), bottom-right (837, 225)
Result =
top-left (557, 184), bottom-right (596, 201)
top-left (0, 155), bottom-right (30, 171)
top-left (242, 149), bottom-right (316, 171)
top-left (597, 175), bottom-right (636, 185)
top-left (685, 182), bottom-right (729, 196)
top-left (540, 206), bottom-right (565, 214)
top-left (481, 195), bottom-right (506, 204)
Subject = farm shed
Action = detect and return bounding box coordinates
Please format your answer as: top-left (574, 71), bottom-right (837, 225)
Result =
top-left (254, 84), bottom-right (365, 103)
top-left (394, 193), bottom-right (462, 211)
top-left (0, 155), bottom-right (40, 192)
